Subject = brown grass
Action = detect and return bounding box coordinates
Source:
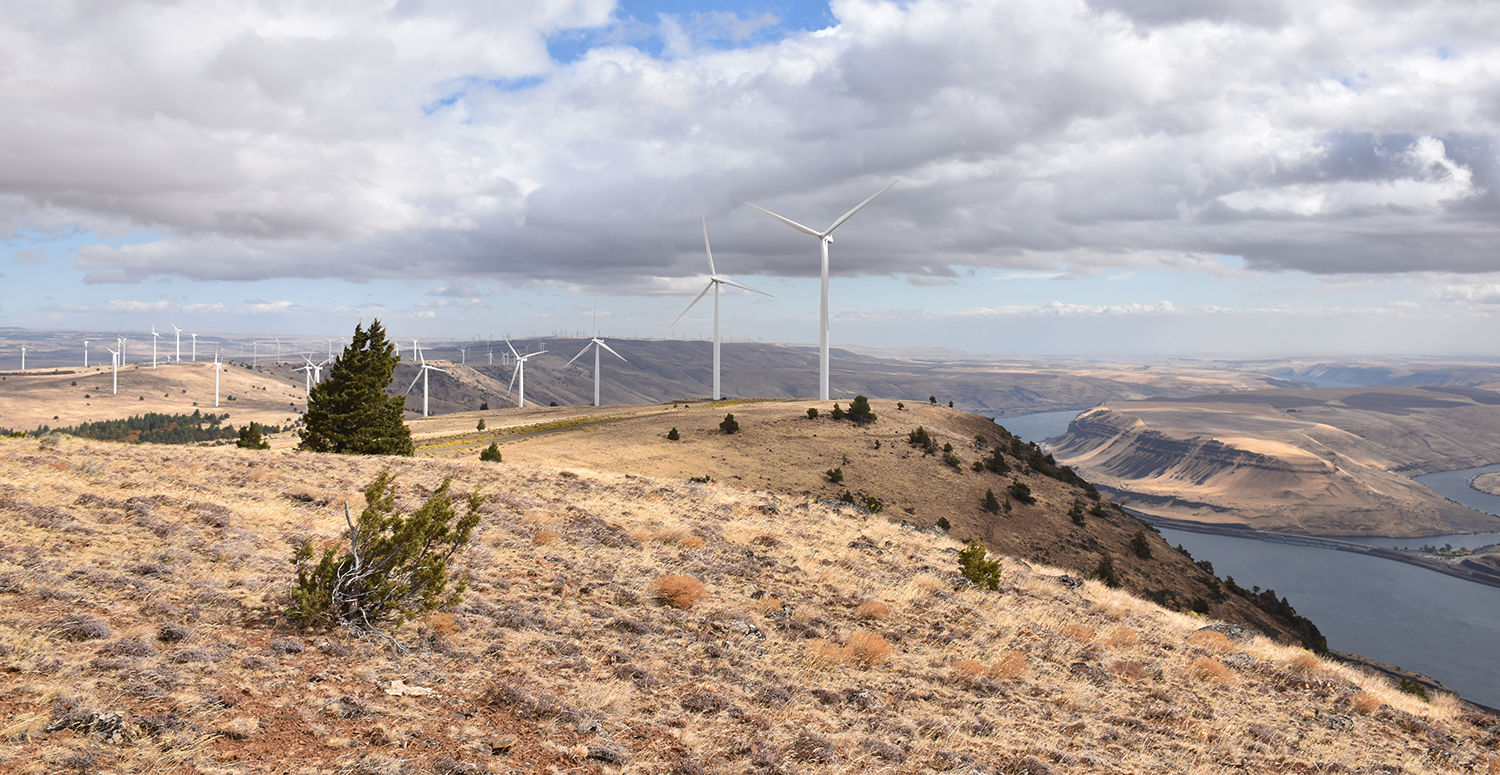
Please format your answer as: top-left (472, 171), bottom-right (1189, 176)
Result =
top-left (988, 651), bottom-right (1029, 681)
top-left (1059, 624), bottom-right (1095, 642)
top-left (953, 658), bottom-right (987, 679)
top-left (1189, 656), bottom-right (1234, 684)
top-left (1103, 626), bottom-right (1138, 647)
top-left (854, 601), bottom-right (889, 620)
top-left (531, 529), bottom-right (559, 546)
top-left (1188, 629), bottom-right (1233, 653)
top-left (1351, 692), bottom-right (1382, 714)
top-left (648, 574), bottom-right (706, 609)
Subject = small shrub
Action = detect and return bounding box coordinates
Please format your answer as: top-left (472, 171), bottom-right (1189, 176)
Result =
top-left (929, 396), bottom-right (937, 404)
top-left (237, 422), bottom-right (270, 450)
top-left (1069, 500), bottom-right (1086, 526)
top-left (479, 402), bottom-right (488, 411)
top-left (954, 659), bottom-right (987, 679)
top-left (854, 601), bottom-right (889, 620)
top-left (479, 442), bottom-right (502, 462)
top-left (896, 402), bottom-right (905, 410)
top-left (942, 451), bottom-right (963, 470)
top-left (1007, 479), bottom-right (1035, 505)
top-left (936, 516), bottom-right (951, 531)
top-left (838, 490), bottom-right (856, 505)
top-left (908, 426), bottom-right (936, 454)
top-left (649, 575), bottom-right (706, 609)
top-left (847, 395), bottom-right (876, 425)
top-left (287, 471), bottom-right (481, 630)
top-left (830, 404), bottom-right (845, 420)
top-left (1350, 692), bottom-right (1381, 714)
top-left (532, 529), bottom-right (558, 546)
top-left (157, 622), bottom-right (192, 643)
top-left (476, 418), bottom-right (486, 431)
top-left (1189, 657), bottom-right (1232, 684)
top-left (1130, 530), bottom-right (1152, 559)
top-left (667, 427), bottom-right (680, 441)
top-left (958, 539), bottom-right (1002, 590)
top-left (863, 495), bottom-right (884, 514)
top-left (52, 615), bottom-right (112, 641)
top-left (806, 408), bottom-right (818, 419)
top-left (982, 489), bottom-right (1001, 513)
top-left (1189, 630), bottom-right (1232, 652)
top-left (825, 467), bottom-right (843, 484)
top-left (1089, 551), bottom-right (1121, 588)
top-left (846, 632), bottom-right (892, 667)
top-left (719, 413), bottom-right (739, 434)
top-left (948, 401), bottom-right (953, 407)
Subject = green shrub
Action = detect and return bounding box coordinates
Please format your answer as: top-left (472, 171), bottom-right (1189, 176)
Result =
top-left (667, 427), bottom-right (680, 440)
top-left (1069, 500), bottom-right (1086, 526)
top-left (942, 451), bottom-right (963, 470)
top-left (826, 467), bottom-right (844, 484)
top-left (1089, 551), bottom-right (1121, 588)
top-left (806, 407), bottom-right (819, 419)
top-left (838, 490), bottom-right (856, 505)
top-left (971, 460), bottom-right (985, 472)
top-left (479, 402), bottom-right (488, 411)
top-left (476, 418), bottom-right (486, 431)
top-left (719, 413), bottom-right (739, 434)
top-left (907, 426), bottom-right (937, 454)
top-left (929, 396), bottom-right (937, 404)
top-left (863, 495), bottom-right (884, 514)
top-left (896, 402), bottom-right (905, 410)
top-left (288, 471), bottom-right (481, 631)
top-left (1007, 479), bottom-right (1035, 505)
top-left (830, 403), bottom-right (845, 420)
top-left (847, 395), bottom-right (876, 425)
top-left (983, 488), bottom-right (1001, 513)
top-left (237, 422), bottom-right (270, 450)
top-left (1399, 678), bottom-right (1430, 702)
top-left (936, 516), bottom-right (951, 531)
top-left (1130, 530), bottom-right (1152, 559)
top-left (958, 540), bottom-right (1002, 590)
top-left (480, 443), bottom-right (502, 462)
top-left (948, 400), bottom-right (953, 408)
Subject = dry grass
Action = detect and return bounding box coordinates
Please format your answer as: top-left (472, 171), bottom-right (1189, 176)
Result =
top-left (0, 434), bottom-right (1491, 775)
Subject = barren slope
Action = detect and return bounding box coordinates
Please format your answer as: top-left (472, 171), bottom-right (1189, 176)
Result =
top-left (1, 436), bottom-right (1496, 774)
top-left (1051, 387), bottom-right (1500, 537)
top-left (407, 400), bottom-right (1321, 645)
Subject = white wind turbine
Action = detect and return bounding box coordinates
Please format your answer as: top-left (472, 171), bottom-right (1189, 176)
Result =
top-left (747, 180), bottom-right (898, 400)
top-left (273, 335), bottom-right (282, 365)
top-left (505, 340), bottom-right (546, 408)
top-left (212, 352), bottom-right (226, 407)
top-left (295, 354), bottom-right (318, 412)
top-left (19, 345), bottom-right (26, 370)
top-left (171, 323), bottom-right (183, 363)
top-left (106, 346), bottom-right (119, 394)
top-left (83, 339), bottom-right (89, 368)
top-left (566, 301), bottom-right (627, 407)
top-left (150, 324), bottom-right (163, 369)
top-left (673, 217), bottom-right (773, 401)
top-left (189, 332), bottom-right (199, 362)
top-left (406, 347), bottom-right (447, 417)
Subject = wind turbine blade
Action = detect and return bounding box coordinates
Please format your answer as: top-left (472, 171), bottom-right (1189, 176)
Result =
top-left (671, 282), bottom-right (715, 327)
top-left (598, 341), bottom-right (626, 362)
top-left (505, 339), bottom-right (521, 358)
top-left (506, 364), bottom-right (519, 397)
top-left (431, 366), bottom-right (448, 374)
top-left (407, 372), bottom-right (422, 393)
top-left (565, 343), bottom-right (592, 367)
top-left (702, 216), bottom-right (717, 276)
top-left (826, 179), bottom-right (899, 234)
top-left (717, 277), bottom-right (773, 297)
top-left (746, 203), bottom-right (822, 237)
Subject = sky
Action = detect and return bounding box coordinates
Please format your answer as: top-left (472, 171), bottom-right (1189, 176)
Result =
top-left (3, 0), bottom-right (1500, 357)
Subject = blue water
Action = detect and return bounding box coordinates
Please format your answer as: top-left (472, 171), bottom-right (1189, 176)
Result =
top-left (995, 410), bottom-right (1080, 445)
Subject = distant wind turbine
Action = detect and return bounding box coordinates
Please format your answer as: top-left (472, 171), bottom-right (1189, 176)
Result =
top-left (83, 339), bottom-right (89, 368)
top-left (106, 346), bottom-right (119, 394)
top-left (171, 323), bottom-right (183, 363)
top-left (189, 332), bottom-right (198, 362)
top-left (273, 336), bottom-right (282, 365)
top-left (19, 345), bottom-right (26, 370)
top-left (505, 340), bottom-right (546, 408)
top-left (747, 180), bottom-right (898, 400)
top-left (673, 217), bottom-right (773, 400)
top-left (212, 353), bottom-right (226, 407)
top-left (151, 324), bottom-right (162, 369)
top-left (406, 348), bottom-right (448, 417)
top-left (295, 354), bottom-right (319, 412)
top-left (566, 301), bottom-right (627, 407)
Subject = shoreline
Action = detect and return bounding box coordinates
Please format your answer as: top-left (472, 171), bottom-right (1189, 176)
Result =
top-left (1130, 510), bottom-right (1500, 590)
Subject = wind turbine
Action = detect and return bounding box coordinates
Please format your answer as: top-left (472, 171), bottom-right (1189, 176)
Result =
top-left (673, 217), bottom-right (773, 400)
top-left (19, 345), bottom-right (26, 370)
top-left (105, 346), bottom-right (119, 394)
top-left (151, 324), bottom-right (162, 369)
top-left (212, 352), bottom-right (226, 407)
top-left (566, 301), bottom-right (627, 407)
top-left (747, 180), bottom-right (898, 400)
top-left (251, 341), bottom-right (259, 366)
top-left (273, 335), bottom-right (282, 365)
top-left (459, 346), bottom-right (466, 367)
top-left (189, 332), bottom-right (199, 362)
top-left (406, 348), bottom-right (447, 417)
top-left (171, 324), bottom-right (183, 363)
top-left (505, 340), bottom-right (546, 408)
top-left (295, 354), bottom-right (318, 412)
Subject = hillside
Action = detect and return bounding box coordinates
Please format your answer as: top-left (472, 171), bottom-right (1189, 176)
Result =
top-left (1051, 387), bottom-right (1500, 537)
top-left (1, 435), bottom-right (1496, 774)
top-left (403, 400), bottom-right (1323, 648)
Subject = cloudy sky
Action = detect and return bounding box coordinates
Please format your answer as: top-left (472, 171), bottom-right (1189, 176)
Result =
top-left (3, 0), bottom-right (1499, 357)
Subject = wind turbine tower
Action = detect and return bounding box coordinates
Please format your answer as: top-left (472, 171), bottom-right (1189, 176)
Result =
top-left (190, 332), bottom-right (198, 362)
top-left (83, 340), bottom-right (89, 368)
top-left (747, 180), bottom-right (897, 400)
top-left (151, 324), bottom-right (162, 369)
top-left (212, 353), bottom-right (226, 407)
top-left (19, 345), bottom-right (26, 370)
top-left (295, 355), bottom-right (318, 412)
top-left (673, 217), bottom-right (773, 400)
top-left (172, 324), bottom-right (183, 363)
top-left (505, 340), bottom-right (546, 408)
top-left (566, 301), bottom-right (627, 407)
top-left (106, 346), bottom-right (119, 395)
top-left (406, 349), bottom-right (448, 417)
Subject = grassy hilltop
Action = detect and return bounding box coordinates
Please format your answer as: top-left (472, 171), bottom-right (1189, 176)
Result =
top-left (1, 423), bottom-right (1497, 772)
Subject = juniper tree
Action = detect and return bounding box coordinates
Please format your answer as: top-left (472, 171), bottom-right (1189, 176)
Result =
top-left (847, 395), bottom-right (876, 425)
top-left (298, 320), bottom-right (413, 456)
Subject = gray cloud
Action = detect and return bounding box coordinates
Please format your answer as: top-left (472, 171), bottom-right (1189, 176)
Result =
top-left (2, 0), bottom-right (1498, 292)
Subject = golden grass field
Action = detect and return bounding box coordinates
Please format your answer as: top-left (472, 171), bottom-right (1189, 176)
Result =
top-left (2, 429), bottom-right (1498, 774)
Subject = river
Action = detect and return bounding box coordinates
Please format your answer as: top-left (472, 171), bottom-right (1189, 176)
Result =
top-left (999, 410), bottom-right (1500, 709)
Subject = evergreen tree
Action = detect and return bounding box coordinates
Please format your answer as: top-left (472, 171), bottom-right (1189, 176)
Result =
top-left (667, 427), bottom-right (680, 440)
top-left (298, 320), bottom-right (414, 456)
top-left (847, 395), bottom-right (876, 425)
top-left (237, 421), bottom-right (270, 450)
top-left (982, 488), bottom-right (1001, 513)
top-left (719, 413), bottom-right (740, 434)
top-left (479, 442), bottom-right (502, 462)
top-left (958, 539), bottom-right (1002, 590)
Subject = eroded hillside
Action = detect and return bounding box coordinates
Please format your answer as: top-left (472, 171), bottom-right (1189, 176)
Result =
top-left (1051, 387), bottom-right (1500, 537)
top-left (1, 436), bottom-right (1496, 774)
